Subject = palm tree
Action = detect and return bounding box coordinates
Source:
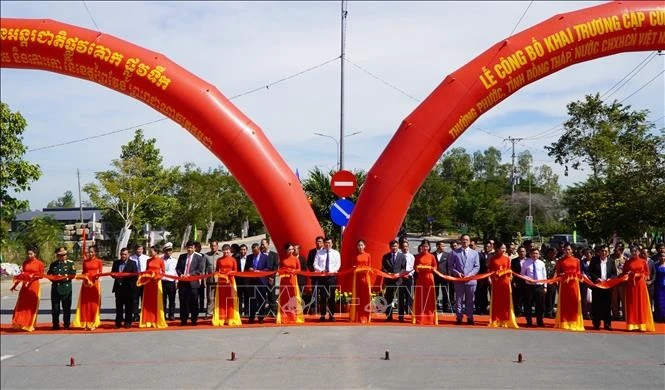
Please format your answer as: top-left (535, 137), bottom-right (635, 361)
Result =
top-left (301, 167), bottom-right (366, 244)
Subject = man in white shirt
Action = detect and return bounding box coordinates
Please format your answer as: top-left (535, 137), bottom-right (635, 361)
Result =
top-left (130, 245), bottom-right (150, 321)
top-left (161, 242), bottom-right (178, 321)
top-left (313, 237), bottom-right (341, 321)
top-left (521, 247), bottom-right (547, 327)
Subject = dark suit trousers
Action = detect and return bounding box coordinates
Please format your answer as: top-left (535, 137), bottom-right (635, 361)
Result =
top-left (591, 287), bottom-right (612, 328)
top-left (51, 288), bottom-right (72, 327)
top-left (512, 280), bottom-right (525, 316)
top-left (384, 282), bottom-right (408, 318)
top-left (178, 283), bottom-right (199, 324)
top-left (434, 275), bottom-right (450, 311)
top-left (162, 281), bottom-right (176, 317)
top-left (475, 280), bottom-right (489, 314)
top-left (523, 284), bottom-right (545, 325)
top-left (115, 286), bottom-right (135, 326)
top-left (198, 281), bottom-right (206, 312)
top-left (318, 276), bottom-right (337, 317)
top-left (134, 286), bottom-right (144, 316)
top-left (249, 283), bottom-right (268, 320)
top-left (236, 278), bottom-right (250, 316)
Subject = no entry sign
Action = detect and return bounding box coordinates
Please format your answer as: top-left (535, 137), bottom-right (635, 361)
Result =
top-left (330, 170), bottom-right (357, 198)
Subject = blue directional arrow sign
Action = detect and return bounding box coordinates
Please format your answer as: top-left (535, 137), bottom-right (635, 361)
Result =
top-left (330, 198), bottom-right (354, 227)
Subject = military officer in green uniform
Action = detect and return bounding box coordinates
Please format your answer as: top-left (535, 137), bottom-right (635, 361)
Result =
top-left (47, 247), bottom-right (76, 330)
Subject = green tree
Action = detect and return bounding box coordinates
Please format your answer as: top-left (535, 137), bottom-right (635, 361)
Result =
top-left (168, 164), bottom-right (261, 243)
top-left (0, 102), bottom-right (41, 243)
top-left (83, 130), bottom-right (177, 241)
top-left (47, 190), bottom-right (76, 208)
top-left (16, 216), bottom-right (64, 265)
top-left (546, 94), bottom-right (665, 243)
top-left (406, 170), bottom-right (454, 235)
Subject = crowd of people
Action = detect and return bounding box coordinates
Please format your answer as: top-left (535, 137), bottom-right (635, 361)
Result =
top-left (9, 235), bottom-right (665, 333)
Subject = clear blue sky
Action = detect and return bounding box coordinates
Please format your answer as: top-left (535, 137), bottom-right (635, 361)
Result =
top-left (1, 1), bottom-right (663, 210)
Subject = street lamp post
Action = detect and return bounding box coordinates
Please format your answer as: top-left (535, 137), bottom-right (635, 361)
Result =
top-left (314, 131), bottom-right (361, 171)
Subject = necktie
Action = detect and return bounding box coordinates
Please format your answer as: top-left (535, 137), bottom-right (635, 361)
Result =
top-left (136, 258), bottom-right (141, 272)
top-left (185, 255), bottom-right (192, 275)
top-left (253, 255), bottom-right (258, 270)
top-left (325, 250), bottom-right (330, 272)
top-left (533, 261), bottom-right (537, 283)
top-left (392, 253), bottom-right (396, 268)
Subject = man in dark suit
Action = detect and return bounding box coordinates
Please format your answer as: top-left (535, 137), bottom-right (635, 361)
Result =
top-left (111, 247), bottom-right (138, 328)
top-left (432, 241), bottom-right (450, 312)
top-left (475, 241), bottom-right (493, 315)
top-left (234, 244), bottom-right (251, 317)
top-left (587, 244), bottom-right (617, 330)
top-left (246, 243), bottom-right (271, 323)
top-left (176, 241), bottom-right (205, 325)
top-left (382, 240), bottom-right (407, 322)
top-left (260, 238), bottom-right (279, 316)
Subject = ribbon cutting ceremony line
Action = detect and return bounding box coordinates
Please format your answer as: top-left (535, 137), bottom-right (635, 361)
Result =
top-left (11, 268), bottom-right (636, 290)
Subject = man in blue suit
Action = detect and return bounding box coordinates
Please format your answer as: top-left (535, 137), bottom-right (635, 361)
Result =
top-left (448, 234), bottom-right (480, 325)
top-left (245, 243), bottom-right (271, 324)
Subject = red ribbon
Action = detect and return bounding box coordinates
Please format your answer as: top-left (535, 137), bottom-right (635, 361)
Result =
top-left (11, 267), bottom-right (635, 290)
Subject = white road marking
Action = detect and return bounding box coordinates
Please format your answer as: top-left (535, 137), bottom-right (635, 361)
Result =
top-left (1, 355), bottom-right (14, 361)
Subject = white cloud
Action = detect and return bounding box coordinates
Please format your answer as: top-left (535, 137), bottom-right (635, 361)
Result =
top-left (1, 1), bottom-right (662, 209)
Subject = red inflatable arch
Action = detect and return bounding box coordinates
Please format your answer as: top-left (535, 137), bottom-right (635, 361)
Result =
top-left (0, 17), bottom-right (324, 255)
top-left (1, 1), bottom-right (664, 270)
top-left (341, 1), bottom-right (665, 277)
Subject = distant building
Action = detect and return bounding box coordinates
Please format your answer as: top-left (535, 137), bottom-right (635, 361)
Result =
top-left (13, 207), bottom-right (109, 253)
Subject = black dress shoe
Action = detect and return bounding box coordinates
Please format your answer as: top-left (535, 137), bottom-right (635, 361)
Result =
top-left (63, 325), bottom-right (70, 330)
top-left (114, 323), bottom-right (121, 329)
top-left (124, 323), bottom-right (131, 329)
top-left (328, 316), bottom-right (335, 322)
top-left (52, 325), bottom-right (60, 331)
top-left (319, 316), bottom-right (326, 323)
top-left (386, 316), bottom-right (394, 322)
top-left (604, 326), bottom-right (613, 331)
top-left (398, 317), bottom-right (405, 323)
top-left (593, 326), bottom-right (600, 330)
top-left (467, 320), bottom-right (474, 325)
top-left (258, 318), bottom-right (264, 324)
top-left (180, 321), bottom-right (187, 326)
top-left (248, 318), bottom-right (255, 324)
top-left (537, 322), bottom-right (545, 327)
top-left (456, 319), bottom-right (463, 325)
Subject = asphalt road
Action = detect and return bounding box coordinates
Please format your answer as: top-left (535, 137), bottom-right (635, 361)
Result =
top-left (1, 256), bottom-right (664, 389)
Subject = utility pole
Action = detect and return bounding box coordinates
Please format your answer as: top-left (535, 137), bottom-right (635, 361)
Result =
top-left (504, 136), bottom-right (523, 195)
top-left (339, 0), bottom-right (347, 171)
top-left (77, 168), bottom-right (83, 223)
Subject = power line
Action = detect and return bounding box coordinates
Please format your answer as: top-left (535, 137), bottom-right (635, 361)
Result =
top-left (344, 57), bottom-right (422, 102)
top-left (27, 56), bottom-right (341, 152)
top-left (619, 69), bottom-right (665, 104)
top-left (508, 1), bottom-right (534, 37)
top-left (602, 52), bottom-right (657, 99)
top-left (26, 118), bottom-right (168, 153)
top-left (471, 126), bottom-right (504, 140)
top-left (81, 1), bottom-right (101, 32)
top-left (228, 56), bottom-right (340, 99)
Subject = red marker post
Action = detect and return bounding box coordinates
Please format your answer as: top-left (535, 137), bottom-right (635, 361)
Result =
top-left (330, 170), bottom-right (357, 198)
